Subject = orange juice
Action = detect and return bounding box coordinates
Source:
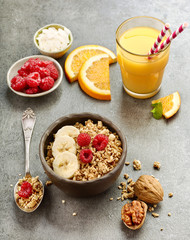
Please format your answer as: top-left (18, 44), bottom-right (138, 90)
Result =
top-left (116, 17), bottom-right (171, 99)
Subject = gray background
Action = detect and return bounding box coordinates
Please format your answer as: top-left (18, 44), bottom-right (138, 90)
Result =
top-left (1, 0), bottom-right (190, 239)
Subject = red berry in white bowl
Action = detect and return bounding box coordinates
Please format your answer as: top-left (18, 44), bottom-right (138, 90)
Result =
top-left (25, 72), bottom-right (41, 87)
top-left (46, 63), bottom-right (59, 80)
top-left (11, 75), bottom-right (26, 91)
top-left (8, 56), bottom-right (62, 96)
top-left (39, 76), bottom-right (54, 91)
top-left (25, 87), bottom-right (40, 94)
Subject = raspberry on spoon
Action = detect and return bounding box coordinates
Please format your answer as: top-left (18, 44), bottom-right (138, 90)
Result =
top-left (18, 181), bottom-right (33, 198)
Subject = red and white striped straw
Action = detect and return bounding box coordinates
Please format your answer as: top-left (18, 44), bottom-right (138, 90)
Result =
top-left (148, 23), bottom-right (170, 55)
top-left (154, 22), bottom-right (188, 53)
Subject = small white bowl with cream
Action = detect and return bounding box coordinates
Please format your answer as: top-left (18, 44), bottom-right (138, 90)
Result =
top-left (34, 24), bottom-right (73, 59)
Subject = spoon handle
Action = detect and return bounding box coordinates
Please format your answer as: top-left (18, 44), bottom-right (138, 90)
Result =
top-left (22, 108), bottom-right (36, 178)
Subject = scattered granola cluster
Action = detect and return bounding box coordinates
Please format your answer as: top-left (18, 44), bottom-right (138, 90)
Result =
top-left (46, 180), bottom-right (53, 186)
top-left (148, 204), bottom-right (157, 212)
top-left (133, 159), bottom-right (141, 170)
top-left (168, 192), bottom-right (173, 198)
top-left (119, 157), bottom-right (174, 228)
top-left (45, 120), bottom-right (123, 181)
top-left (153, 161), bottom-right (161, 170)
top-left (15, 176), bottom-right (43, 211)
top-left (152, 212), bottom-right (159, 218)
top-left (118, 175), bottom-right (135, 201)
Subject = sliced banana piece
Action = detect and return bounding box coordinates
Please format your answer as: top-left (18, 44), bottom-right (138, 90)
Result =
top-left (53, 151), bottom-right (79, 179)
top-left (55, 125), bottom-right (80, 139)
top-left (52, 135), bottom-right (76, 158)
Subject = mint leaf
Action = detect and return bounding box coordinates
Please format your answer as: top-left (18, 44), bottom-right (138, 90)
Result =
top-left (151, 102), bottom-right (163, 119)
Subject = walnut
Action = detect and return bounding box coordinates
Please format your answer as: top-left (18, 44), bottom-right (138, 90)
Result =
top-left (121, 200), bottom-right (147, 230)
top-left (134, 175), bottom-right (164, 204)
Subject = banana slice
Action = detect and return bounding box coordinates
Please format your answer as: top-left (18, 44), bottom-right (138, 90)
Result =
top-left (52, 135), bottom-right (76, 158)
top-left (53, 151), bottom-right (79, 179)
top-left (55, 125), bottom-right (80, 139)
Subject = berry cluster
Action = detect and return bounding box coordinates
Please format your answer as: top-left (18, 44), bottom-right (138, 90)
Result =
top-left (77, 133), bottom-right (109, 164)
top-left (11, 58), bottom-right (59, 94)
top-left (18, 181), bottom-right (33, 198)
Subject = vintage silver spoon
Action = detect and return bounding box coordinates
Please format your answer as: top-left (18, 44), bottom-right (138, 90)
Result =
top-left (14, 108), bottom-right (44, 213)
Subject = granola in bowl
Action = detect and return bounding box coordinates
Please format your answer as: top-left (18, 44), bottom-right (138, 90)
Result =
top-left (45, 120), bottom-right (123, 181)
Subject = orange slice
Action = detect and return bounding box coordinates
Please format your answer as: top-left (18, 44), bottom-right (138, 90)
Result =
top-left (65, 45), bottom-right (117, 82)
top-left (152, 92), bottom-right (181, 119)
top-left (78, 54), bottom-right (111, 100)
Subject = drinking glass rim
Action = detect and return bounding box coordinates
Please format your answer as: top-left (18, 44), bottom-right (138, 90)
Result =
top-left (116, 16), bottom-right (172, 57)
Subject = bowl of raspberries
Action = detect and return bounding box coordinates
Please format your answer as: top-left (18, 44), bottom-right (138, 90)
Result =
top-left (39, 112), bottom-right (127, 197)
top-left (7, 55), bottom-right (63, 97)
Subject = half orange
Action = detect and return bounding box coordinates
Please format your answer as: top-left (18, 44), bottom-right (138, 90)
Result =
top-left (65, 45), bottom-right (117, 83)
top-left (78, 54), bottom-right (111, 100)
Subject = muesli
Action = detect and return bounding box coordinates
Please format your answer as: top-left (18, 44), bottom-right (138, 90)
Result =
top-left (45, 119), bottom-right (123, 181)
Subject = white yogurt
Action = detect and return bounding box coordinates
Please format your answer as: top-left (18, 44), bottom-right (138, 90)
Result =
top-left (37, 27), bottom-right (70, 52)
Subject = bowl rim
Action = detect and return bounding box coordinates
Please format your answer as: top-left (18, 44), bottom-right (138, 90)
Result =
top-left (7, 55), bottom-right (63, 97)
top-left (39, 112), bottom-right (127, 185)
top-left (33, 23), bottom-right (73, 54)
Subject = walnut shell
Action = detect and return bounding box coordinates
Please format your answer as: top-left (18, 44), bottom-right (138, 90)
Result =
top-left (134, 175), bottom-right (164, 204)
top-left (121, 200), bottom-right (147, 230)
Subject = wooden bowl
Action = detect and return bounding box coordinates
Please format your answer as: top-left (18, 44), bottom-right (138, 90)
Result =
top-left (39, 113), bottom-right (127, 197)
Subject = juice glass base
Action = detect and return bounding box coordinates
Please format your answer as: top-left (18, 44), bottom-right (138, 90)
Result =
top-left (123, 84), bottom-right (161, 99)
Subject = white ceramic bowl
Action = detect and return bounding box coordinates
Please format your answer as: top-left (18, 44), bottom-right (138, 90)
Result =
top-left (34, 24), bottom-right (73, 59)
top-left (7, 55), bottom-right (63, 97)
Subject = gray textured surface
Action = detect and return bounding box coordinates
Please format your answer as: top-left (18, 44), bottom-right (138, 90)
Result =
top-left (1, 0), bottom-right (190, 239)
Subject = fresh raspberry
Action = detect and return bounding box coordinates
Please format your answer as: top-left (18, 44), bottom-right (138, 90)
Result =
top-left (33, 58), bottom-right (43, 66)
top-left (46, 63), bottom-right (59, 80)
top-left (39, 76), bottom-right (54, 91)
top-left (28, 58), bottom-right (40, 65)
top-left (77, 133), bottom-right (91, 147)
top-left (27, 58), bottom-right (39, 72)
top-left (79, 149), bottom-right (93, 163)
top-left (38, 60), bottom-right (52, 67)
top-left (18, 181), bottom-right (33, 198)
top-left (33, 66), bottom-right (51, 78)
top-left (17, 69), bottom-right (28, 77)
top-left (25, 72), bottom-right (41, 87)
top-left (92, 134), bottom-right (109, 151)
top-left (25, 87), bottom-right (39, 94)
top-left (11, 75), bottom-right (26, 91)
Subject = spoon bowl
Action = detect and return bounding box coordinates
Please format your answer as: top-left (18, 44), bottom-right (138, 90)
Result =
top-left (14, 178), bottom-right (44, 213)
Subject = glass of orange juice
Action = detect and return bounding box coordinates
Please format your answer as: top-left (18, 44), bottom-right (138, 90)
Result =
top-left (116, 16), bottom-right (172, 99)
